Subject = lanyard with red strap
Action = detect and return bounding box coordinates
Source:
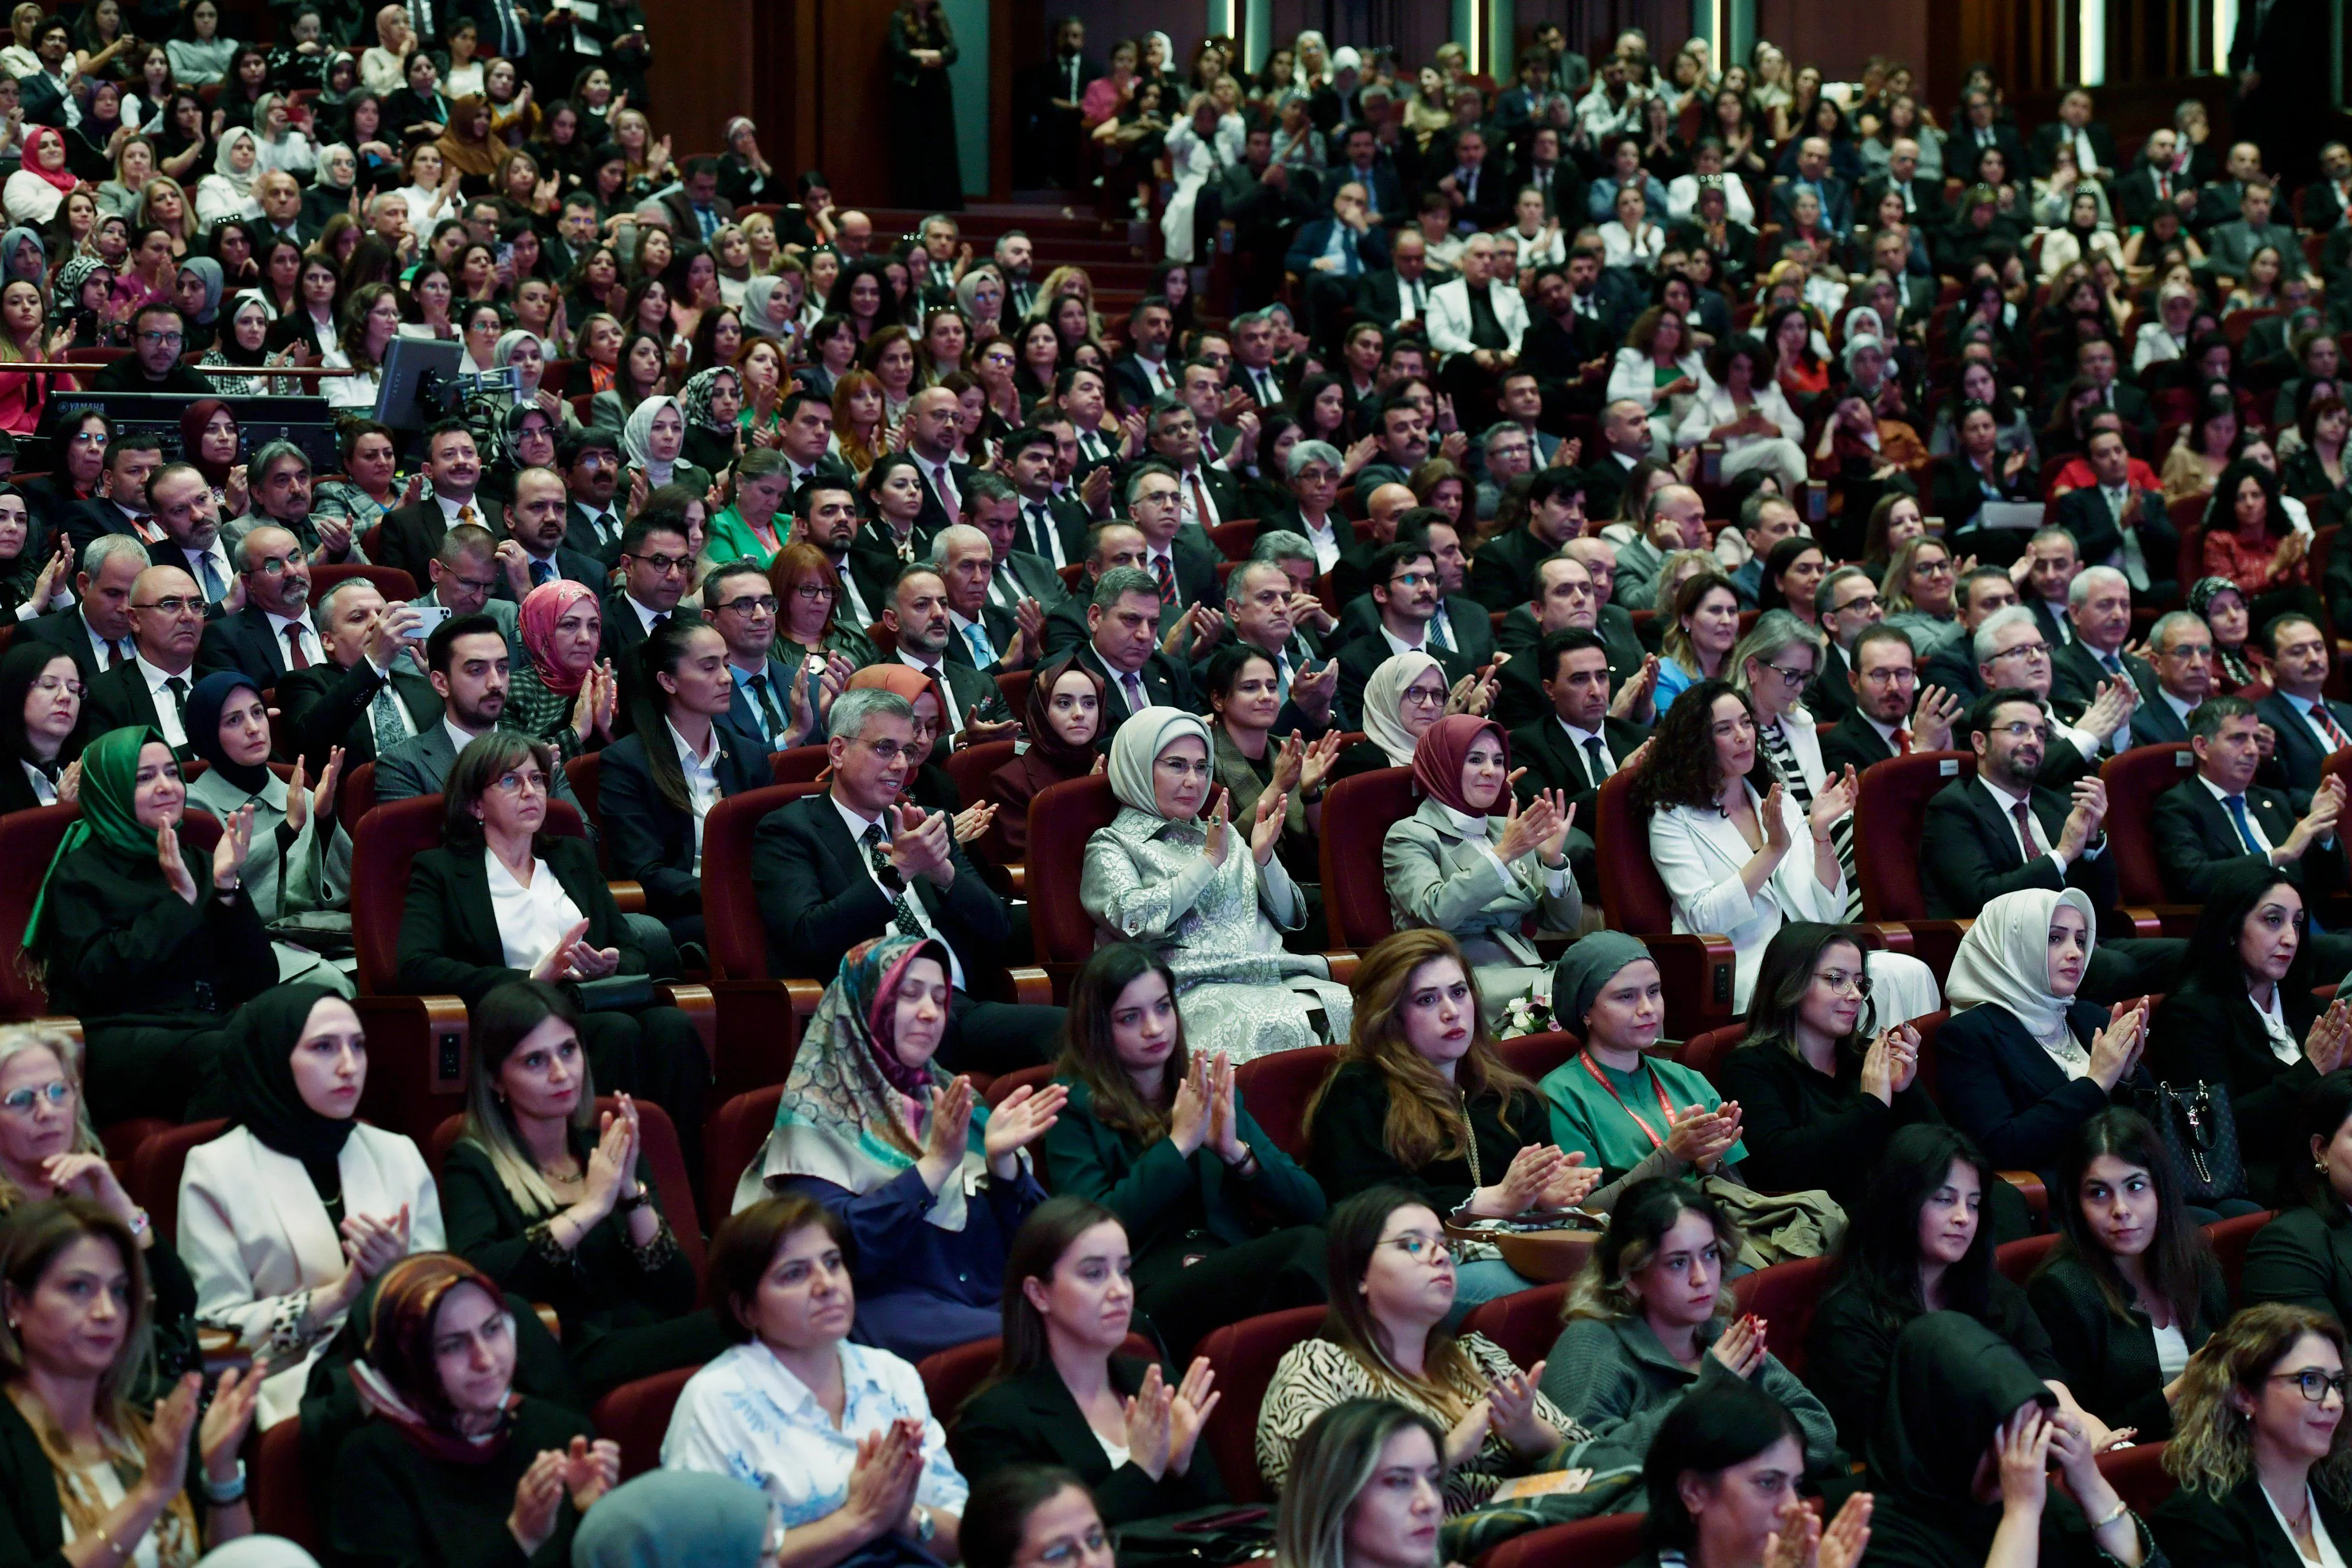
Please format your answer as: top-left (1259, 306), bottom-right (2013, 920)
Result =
top-left (1578, 1049), bottom-right (1679, 1152)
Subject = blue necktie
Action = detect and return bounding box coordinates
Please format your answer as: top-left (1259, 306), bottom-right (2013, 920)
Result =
top-left (2225, 795), bottom-right (2260, 854)
top-left (531, 559), bottom-right (554, 586)
top-left (964, 622), bottom-right (993, 667)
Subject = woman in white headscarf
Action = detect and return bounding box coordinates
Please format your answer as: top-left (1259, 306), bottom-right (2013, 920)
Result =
top-left (1935, 886), bottom-right (2153, 1186)
top-left (1331, 648), bottom-right (1484, 783)
top-left (620, 393), bottom-right (712, 501)
top-left (194, 125), bottom-right (264, 226)
top-left (1081, 706), bottom-right (1352, 1062)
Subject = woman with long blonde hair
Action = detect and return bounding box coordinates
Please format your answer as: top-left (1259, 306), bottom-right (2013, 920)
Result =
top-left (2156, 1302), bottom-right (2352, 1563)
top-left (1272, 1400), bottom-right (1449, 1568)
top-left (1030, 265), bottom-right (1101, 339)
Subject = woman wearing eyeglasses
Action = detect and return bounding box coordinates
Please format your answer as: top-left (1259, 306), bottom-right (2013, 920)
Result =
top-left (0, 642), bottom-right (88, 813)
top-left (1727, 612), bottom-right (1853, 907)
top-left (1716, 922), bottom-right (1939, 1214)
top-left (393, 731), bottom-right (710, 1160)
top-left (960, 1466), bottom-right (1119, 1568)
top-left (2150, 1303), bottom-right (2352, 1567)
top-left (1255, 1186), bottom-right (1591, 1515)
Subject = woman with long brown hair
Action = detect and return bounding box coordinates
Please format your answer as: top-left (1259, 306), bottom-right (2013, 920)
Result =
top-left (1306, 930), bottom-right (1599, 1310)
top-left (949, 1196), bottom-right (1228, 1524)
top-left (830, 367), bottom-right (888, 475)
top-left (1255, 1185), bottom-right (1584, 1513)
top-left (1042, 943), bottom-right (1326, 1357)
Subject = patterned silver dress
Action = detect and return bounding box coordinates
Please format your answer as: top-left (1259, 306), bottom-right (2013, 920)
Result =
top-left (1080, 806), bottom-right (1353, 1062)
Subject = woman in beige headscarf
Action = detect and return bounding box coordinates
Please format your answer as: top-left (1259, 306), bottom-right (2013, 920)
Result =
top-left (1080, 706), bottom-right (1351, 1061)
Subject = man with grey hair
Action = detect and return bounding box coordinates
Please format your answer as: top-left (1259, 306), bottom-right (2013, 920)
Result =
top-left (274, 576), bottom-right (438, 766)
top-left (933, 506), bottom-right (1048, 677)
top-left (199, 524), bottom-right (325, 684)
top-left (1231, 307), bottom-right (1289, 408)
top-left (84, 564), bottom-right (217, 755)
top-left (144, 463), bottom-right (235, 608)
top-left (20, 533), bottom-right (144, 682)
top-left (749, 684), bottom-right (1066, 1073)
top-left (1077, 564), bottom-right (1200, 725)
top-left (1612, 482), bottom-right (1708, 611)
top-left (2053, 564), bottom-right (2158, 738)
top-left (1248, 529), bottom-right (1343, 645)
top-left (1971, 603), bottom-right (2130, 785)
top-left (223, 441), bottom-right (362, 564)
top-left (2129, 610), bottom-right (2217, 746)
top-left (1473, 419), bottom-right (1537, 523)
top-left (1427, 233), bottom-right (1529, 373)
top-left (880, 562), bottom-right (1015, 748)
top-left (1216, 555), bottom-right (1336, 730)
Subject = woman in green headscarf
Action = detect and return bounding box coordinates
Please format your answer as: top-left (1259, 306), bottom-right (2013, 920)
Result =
top-left (25, 725), bottom-right (274, 1124)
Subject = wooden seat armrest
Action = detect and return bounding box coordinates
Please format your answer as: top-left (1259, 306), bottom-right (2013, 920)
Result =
top-left (1999, 1171), bottom-right (2049, 1216)
top-left (606, 879), bottom-right (647, 915)
top-left (652, 984), bottom-right (717, 1066)
top-left (1325, 951), bottom-right (1359, 985)
top-left (1646, 933), bottom-right (1740, 1035)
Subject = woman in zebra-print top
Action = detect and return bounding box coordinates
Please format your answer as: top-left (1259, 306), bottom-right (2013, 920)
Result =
top-left (1255, 1187), bottom-right (1593, 1514)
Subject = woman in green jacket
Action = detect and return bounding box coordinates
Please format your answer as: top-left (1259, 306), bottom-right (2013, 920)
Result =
top-left (1043, 942), bottom-right (1328, 1358)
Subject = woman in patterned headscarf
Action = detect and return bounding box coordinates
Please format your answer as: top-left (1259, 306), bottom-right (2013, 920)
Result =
top-left (507, 580), bottom-right (617, 760)
top-left (733, 933), bottom-right (1062, 1358)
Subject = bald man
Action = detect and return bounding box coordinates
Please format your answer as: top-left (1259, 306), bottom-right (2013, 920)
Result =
top-left (85, 564), bottom-right (219, 757)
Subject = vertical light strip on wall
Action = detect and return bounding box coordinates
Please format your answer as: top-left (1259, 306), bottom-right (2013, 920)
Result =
top-left (2078, 0), bottom-right (2105, 85)
top-left (2213, 0), bottom-right (2237, 75)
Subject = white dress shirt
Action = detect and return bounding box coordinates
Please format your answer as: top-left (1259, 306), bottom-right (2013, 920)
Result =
top-left (135, 655), bottom-right (195, 748)
top-left (1558, 718), bottom-right (1616, 779)
top-left (669, 719), bottom-right (721, 872)
top-left (948, 607), bottom-right (997, 668)
top-left (1979, 775), bottom-right (2055, 861)
top-left (264, 609), bottom-right (326, 669)
top-left (484, 849), bottom-right (587, 973)
top-left (1173, 464), bottom-right (1223, 529)
top-left (896, 650), bottom-right (964, 736)
top-left (829, 793), bottom-right (965, 987)
top-left (433, 490), bottom-right (485, 527)
top-left (1299, 515), bottom-right (1343, 573)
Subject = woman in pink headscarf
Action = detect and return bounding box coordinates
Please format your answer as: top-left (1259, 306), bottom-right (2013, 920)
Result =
top-left (510, 579), bottom-right (617, 757)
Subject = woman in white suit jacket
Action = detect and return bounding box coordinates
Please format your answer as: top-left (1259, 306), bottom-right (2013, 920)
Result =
top-left (1607, 303), bottom-right (1710, 458)
top-left (1672, 334), bottom-right (1810, 495)
top-left (1635, 676), bottom-right (1941, 1020)
top-left (178, 985), bottom-right (446, 1427)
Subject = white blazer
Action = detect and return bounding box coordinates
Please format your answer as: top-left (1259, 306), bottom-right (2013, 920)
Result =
top-left (1648, 780), bottom-right (1843, 1011)
top-left (179, 1123), bottom-right (445, 1427)
top-left (1607, 348), bottom-right (1709, 412)
top-left (1425, 276), bottom-right (1531, 358)
top-left (1672, 379), bottom-right (1804, 451)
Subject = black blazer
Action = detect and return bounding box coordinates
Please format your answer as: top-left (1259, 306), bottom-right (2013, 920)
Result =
top-left (276, 659), bottom-right (444, 767)
top-left (2129, 695), bottom-right (2197, 748)
top-left (1919, 775), bottom-right (2118, 919)
top-left (595, 590), bottom-right (665, 667)
top-left (2151, 776), bottom-right (2331, 903)
top-left (397, 835), bottom-right (645, 1006)
top-left (1803, 641), bottom-right (1858, 726)
top-left (1934, 997), bottom-right (2128, 1175)
top-left (2051, 638), bottom-right (2161, 719)
top-left (2052, 486), bottom-right (2177, 597)
top-left (84, 659), bottom-right (218, 761)
top-left (1818, 715), bottom-right (1901, 776)
top-left (1074, 642), bottom-right (1202, 727)
top-left (949, 1357), bottom-right (1229, 1526)
top-left (1507, 713), bottom-right (1647, 820)
top-left (594, 719), bottom-right (771, 924)
top-left (1468, 526), bottom-right (1552, 612)
top-left (1921, 636), bottom-right (1987, 706)
top-left (2025, 1252), bottom-right (2225, 1437)
top-left (2028, 119), bottom-right (2119, 177)
top-left (2254, 688), bottom-right (2352, 795)
top-left (562, 501), bottom-right (626, 566)
top-left (502, 545), bottom-right (612, 601)
top-left (18, 605), bottom-right (118, 689)
top-left (2243, 1202), bottom-right (2352, 1328)
top-left (1930, 452), bottom-right (2034, 535)
top-left (2153, 1473), bottom-right (2352, 1568)
top-left (1489, 607), bottom-right (1646, 727)
top-left (374, 496), bottom-right (506, 587)
top-left (748, 788), bottom-right (1012, 982)
top-left (2146, 981), bottom-right (2323, 1207)
top-left (197, 603), bottom-right (304, 688)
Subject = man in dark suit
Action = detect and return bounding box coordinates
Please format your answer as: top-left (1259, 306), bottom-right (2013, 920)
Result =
top-left (694, 560), bottom-right (803, 753)
top-left (655, 158), bottom-right (734, 246)
top-left (1138, 404), bottom-right (1245, 544)
top-left (1333, 513), bottom-right (1492, 664)
top-left (900, 387), bottom-right (979, 544)
top-left (13, 20), bottom-right (72, 129)
top-left (22, 535), bottom-right (144, 686)
top-left (557, 427), bottom-right (626, 566)
top-left (1769, 137), bottom-right (1854, 233)
top-left (935, 484), bottom-right (1063, 673)
top-left (749, 686), bottom-right (1065, 1073)
top-left (2153, 700), bottom-right (2351, 969)
top-left (1285, 182), bottom-right (1391, 345)
top-left (2053, 430), bottom-right (2177, 608)
top-left (1856, 139), bottom-right (1945, 228)
top-left (2112, 129), bottom-right (2200, 230)
top-left (2045, 339), bottom-right (2153, 442)
top-left (2202, 180), bottom-right (2301, 281)
top-left (1921, 568), bottom-right (2024, 704)
top-left (1804, 567), bottom-right (1883, 729)
top-left (1818, 625), bottom-right (1965, 777)
top-left (1108, 297), bottom-right (1179, 410)
top-left (501, 466), bottom-right (609, 597)
top-left (1920, 686), bottom-right (2179, 998)
top-left (1121, 461), bottom-right (1225, 616)
top-left (2049, 566), bottom-right (2161, 732)
top-left (1209, 557), bottom-right (1337, 734)
top-left (880, 561), bottom-right (1016, 746)
top-left (597, 511), bottom-right (693, 668)
top-left (1950, 90), bottom-right (2030, 188)
top-left (2256, 614), bottom-right (2352, 794)
top-left (275, 577), bottom-right (440, 768)
top-left (83, 564), bottom-right (222, 761)
top-left (2028, 90), bottom-right (2119, 178)
top-left (1335, 540), bottom-right (1477, 726)
top-left (1432, 125), bottom-right (1511, 233)
top-left (198, 525), bottom-right (329, 686)
top-left (999, 425), bottom-right (1093, 572)
top-left (375, 421), bottom-right (504, 587)
top-left (1329, 123), bottom-right (1406, 221)
top-left (63, 436), bottom-right (165, 566)
top-left (1011, 16), bottom-right (1097, 191)
top-left (1071, 566), bottom-right (1203, 726)
top-left (2127, 611), bottom-right (2218, 748)
top-left (2304, 141), bottom-right (2352, 232)
top-left (1508, 627), bottom-right (1647, 901)
top-left (1355, 229), bottom-right (1446, 337)
top-left (251, 170), bottom-right (316, 249)
top-left (88, 304), bottom-right (212, 396)
top-left (1469, 469), bottom-right (1585, 611)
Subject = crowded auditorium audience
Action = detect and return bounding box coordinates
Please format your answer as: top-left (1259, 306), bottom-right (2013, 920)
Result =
top-left (1, 7), bottom-right (2352, 1566)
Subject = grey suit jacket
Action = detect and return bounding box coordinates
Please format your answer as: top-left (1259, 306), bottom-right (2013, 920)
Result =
top-left (1611, 533), bottom-right (1668, 612)
top-left (1381, 796), bottom-right (1580, 967)
top-left (404, 592), bottom-right (524, 673)
top-left (372, 719), bottom-right (593, 838)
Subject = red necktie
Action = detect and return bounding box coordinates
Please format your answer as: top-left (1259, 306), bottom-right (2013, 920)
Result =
top-left (1894, 726), bottom-right (1912, 756)
top-left (2314, 702), bottom-right (2352, 751)
top-left (1152, 553), bottom-right (1177, 607)
top-left (1188, 472), bottom-right (1213, 526)
top-left (2011, 800), bottom-right (2037, 858)
top-left (283, 624), bottom-right (311, 670)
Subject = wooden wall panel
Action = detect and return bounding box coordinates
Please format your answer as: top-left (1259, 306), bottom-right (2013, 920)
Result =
top-left (1752, 0), bottom-right (1928, 89)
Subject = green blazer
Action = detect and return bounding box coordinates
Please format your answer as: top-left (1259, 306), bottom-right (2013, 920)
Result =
top-left (1043, 1077), bottom-right (1326, 1258)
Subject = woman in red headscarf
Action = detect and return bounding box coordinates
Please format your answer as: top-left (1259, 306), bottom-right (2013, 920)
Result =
top-left (1380, 714), bottom-right (1583, 1025)
top-left (510, 580), bottom-right (618, 758)
top-left (3, 125), bottom-right (79, 226)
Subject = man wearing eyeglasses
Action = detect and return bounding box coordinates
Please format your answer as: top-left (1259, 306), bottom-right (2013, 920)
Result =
top-left (595, 511), bottom-right (693, 667)
top-left (701, 560), bottom-right (809, 751)
top-left (1803, 566), bottom-right (1885, 728)
top-left (408, 522), bottom-right (523, 666)
top-left (1820, 626), bottom-right (1963, 776)
top-left (1970, 606), bottom-right (2133, 788)
top-left (1335, 540), bottom-right (1477, 727)
top-left (1922, 688), bottom-right (2198, 1011)
top-left (87, 304), bottom-right (212, 394)
top-left (144, 464), bottom-right (237, 613)
top-left (84, 564), bottom-right (222, 759)
top-left (198, 524), bottom-right (323, 685)
top-left (275, 578), bottom-right (436, 769)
